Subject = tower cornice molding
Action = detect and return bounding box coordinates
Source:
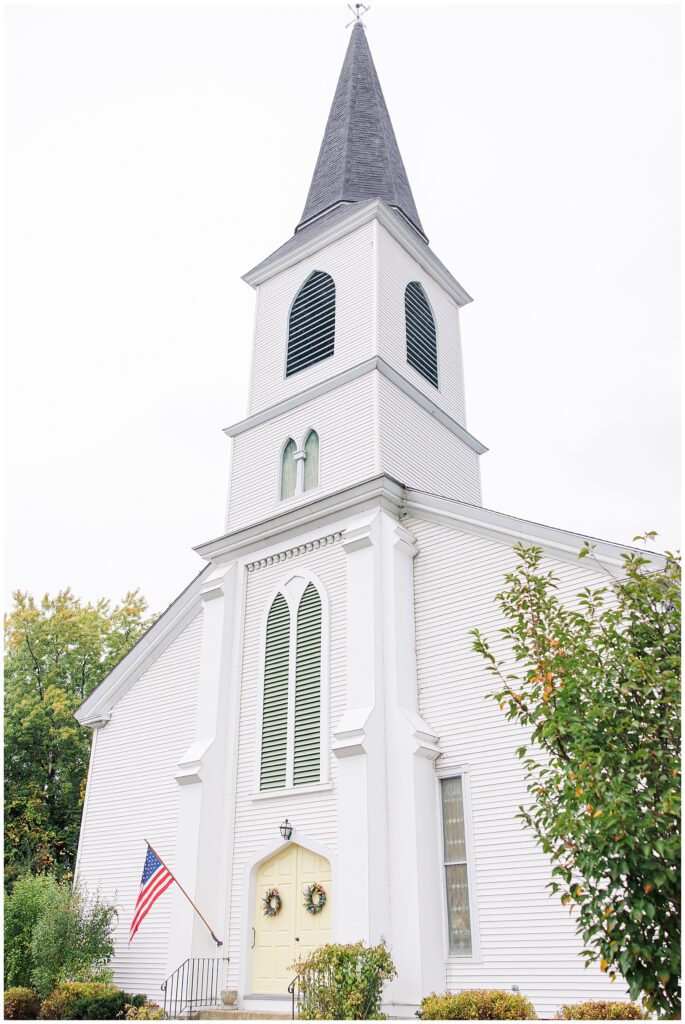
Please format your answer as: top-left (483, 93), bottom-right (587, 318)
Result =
top-left (243, 199), bottom-right (472, 308)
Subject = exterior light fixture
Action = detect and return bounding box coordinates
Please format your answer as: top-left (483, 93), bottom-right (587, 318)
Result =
top-left (280, 819), bottom-right (293, 841)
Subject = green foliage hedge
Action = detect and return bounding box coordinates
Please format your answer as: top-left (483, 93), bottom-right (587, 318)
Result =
top-left (293, 940), bottom-right (396, 1020)
top-left (123, 1000), bottom-right (165, 1020)
top-left (4, 986), bottom-right (41, 1020)
top-left (556, 1001), bottom-right (647, 1020)
top-left (418, 990), bottom-right (537, 1020)
top-left (38, 982), bottom-right (118, 1020)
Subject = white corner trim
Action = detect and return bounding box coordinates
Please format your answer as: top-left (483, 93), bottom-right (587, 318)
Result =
top-left (332, 705), bottom-right (374, 758)
top-left (243, 199), bottom-right (472, 308)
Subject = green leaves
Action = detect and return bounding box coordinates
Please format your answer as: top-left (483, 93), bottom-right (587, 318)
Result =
top-left (473, 542), bottom-right (681, 1020)
top-left (4, 588), bottom-right (153, 888)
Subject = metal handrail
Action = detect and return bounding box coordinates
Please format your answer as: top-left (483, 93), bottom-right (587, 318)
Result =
top-left (161, 956), bottom-right (229, 1019)
top-left (287, 970), bottom-right (301, 1020)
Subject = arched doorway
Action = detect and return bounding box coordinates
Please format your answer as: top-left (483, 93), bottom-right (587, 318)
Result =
top-left (252, 843), bottom-right (332, 994)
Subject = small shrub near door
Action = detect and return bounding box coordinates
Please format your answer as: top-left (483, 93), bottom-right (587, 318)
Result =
top-left (38, 982), bottom-right (119, 1019)
top-left (556, 1001), bottom-right (648, 1020)
top-left (4, 986), bottom-right (41, 1020)
top-left (418, 989), bottom-right (537, 1020)
top-left (292, 940), bottom-right (397, 1020)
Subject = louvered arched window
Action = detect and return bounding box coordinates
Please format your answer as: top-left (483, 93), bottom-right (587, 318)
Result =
top-left (405, 281), bottom-right (438, 387)
top-left (303, 430), bottom-right (319, 492)
top-left (259, 594), bottom-right (291, 791)
top-left (259, 582), bottom-right (323, 791)
top-left (286, 271), bottom-right (335, 376)
top-left (280, 438), bottom-right (297, 500)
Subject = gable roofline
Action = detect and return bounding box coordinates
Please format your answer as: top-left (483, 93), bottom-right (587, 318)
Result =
top-left (243, 198), bottom-right (472, 307)
top-left (74, 564), bottom-right (212, 728)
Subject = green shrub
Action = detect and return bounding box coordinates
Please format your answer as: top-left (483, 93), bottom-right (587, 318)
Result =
top-left (38, 982), bottom-right (117, 1020)
top-left (293, 941), bottom-right (396, 1020)
top-left (4, 986), bottom-right (41, 1020)
top-left (4, 875), bottom-right (62, 988)
top-left (124, 1001), bottom-right (165, 1020)
top-left (556, 1001), bottom-right (647, 1020)
top-left (418, 990), bottom-right (537, 1020)
top-left (70, 990), bottom-right (145, 1020)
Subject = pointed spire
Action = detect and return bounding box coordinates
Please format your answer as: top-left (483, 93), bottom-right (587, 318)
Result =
top-left (296, 22), bottom-right (427, 242)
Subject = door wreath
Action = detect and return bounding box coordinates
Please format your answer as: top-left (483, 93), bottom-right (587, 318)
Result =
top-left (262, 887), bottom-right (282, 917)
top-left (303, 882), bottom-right (327, 915)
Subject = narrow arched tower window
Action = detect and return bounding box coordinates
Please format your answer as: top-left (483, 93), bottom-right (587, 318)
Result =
top-left (260, 594), bottom-right (291, 791)
top-left (280, 438), bottom-right (297, 500)
top-left (293, 583), bottom-right (322, 786)
top-left (287, 271), bottom-right (335, 376)
top-left (303, 430), bottom-right (320, 492)
top-left (405, 281), bottom-right (438, 387)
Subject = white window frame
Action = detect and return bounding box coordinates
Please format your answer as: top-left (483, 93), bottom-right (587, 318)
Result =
top-left (276, 428), bottom-right (322, 504)
top-left (253, 573), bottom-right (330, 798)
top-left (436, 764), bottom-right (482, 963)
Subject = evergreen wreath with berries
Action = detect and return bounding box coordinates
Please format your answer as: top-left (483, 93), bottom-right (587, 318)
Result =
top-left (262, 887), bottom-right (282, 917)
top-left (303, 882), bottom-right (327, 915)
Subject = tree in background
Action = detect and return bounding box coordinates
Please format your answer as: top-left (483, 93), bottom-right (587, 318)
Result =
top-left (472, 539), bottom-right (680, 1019)
top-left (4, 589), bottom-right (153, 888)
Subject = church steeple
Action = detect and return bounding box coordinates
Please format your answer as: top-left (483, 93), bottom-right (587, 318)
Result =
top-left (296, 22), bottom-right (427, 242)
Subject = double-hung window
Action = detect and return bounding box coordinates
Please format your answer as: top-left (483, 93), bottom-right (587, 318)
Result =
top-left (440, 774), bottom-right (476, 956)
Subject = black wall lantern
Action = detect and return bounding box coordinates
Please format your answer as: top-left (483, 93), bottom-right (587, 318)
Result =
top-left (280, 819), bottom-right (293, 840)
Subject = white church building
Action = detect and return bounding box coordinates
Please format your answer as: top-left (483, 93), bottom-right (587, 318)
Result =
top-left (75, 20), bottom-right (633, 1019)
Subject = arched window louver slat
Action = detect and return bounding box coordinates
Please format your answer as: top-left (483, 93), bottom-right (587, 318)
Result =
top-left (405, 281), bottom-right (438, 387)
top-left (280, 438), bottom-right (297, 500)
top-left (293, 584), bottom-right (322, 786)
top-left (287, 271), bottom-right (335, 376)
top-left (303, 430), bottom-right (319, 492)
top-left (260, 594), bottom-right (291, 791)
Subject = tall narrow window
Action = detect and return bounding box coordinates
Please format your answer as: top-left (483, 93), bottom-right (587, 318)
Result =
top-left (287, 271), bottom-right (335, 376)
top-left (259, 595), bottom-right (290, 791)
top-left (405, 281), bottom-right (438, 387)
top-left (293, 584), bottom-right (322, 786)
top-left (441, 776), bottom-right (473, 955)
top-left (280, 439), bottom-right (297, 500)
top-left (303, 430), bottom-right (320, 492)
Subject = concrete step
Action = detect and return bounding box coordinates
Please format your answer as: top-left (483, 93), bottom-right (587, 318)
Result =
top-left (192, 1011), bottom-right (291, 1021)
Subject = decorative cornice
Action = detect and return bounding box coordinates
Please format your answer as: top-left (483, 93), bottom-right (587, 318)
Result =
top-left (246, 531), bottom-right (343, 572)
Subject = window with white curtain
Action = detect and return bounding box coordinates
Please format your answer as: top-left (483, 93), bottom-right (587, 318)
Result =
top-left (303, 430), bottom-right (319, 492)
top-left (279, 430), bottom-right (320, 500)
top-left (440, 775), bottom-right (473, 955)
top-left (280, 438), bottom-right (297, 500)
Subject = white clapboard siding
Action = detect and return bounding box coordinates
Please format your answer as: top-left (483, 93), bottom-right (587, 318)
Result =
top-left (248, 222), bottom-right (375, 415)
top-left (75, 611), bottom-right (204, 1003)
top-left (226, 373), bottom-right (378, 531)
top-left (408, 516), bottom-right (629, 1018)
top-left (225, 540), bottom-right (346, 991)
top-left (378, 375), bottom-right (481, 503)
top-left (376, 222), bottom-right (467, 426)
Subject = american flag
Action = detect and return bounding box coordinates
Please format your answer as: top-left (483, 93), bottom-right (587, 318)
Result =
top-left (129, 845), bottom-right (174, 943)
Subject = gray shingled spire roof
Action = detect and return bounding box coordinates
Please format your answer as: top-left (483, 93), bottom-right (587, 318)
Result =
top-left (296, 22), bottom-right (427, 242)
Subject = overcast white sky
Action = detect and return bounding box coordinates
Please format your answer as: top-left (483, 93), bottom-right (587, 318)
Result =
top-left (4, 1), bottom-right (681, 614)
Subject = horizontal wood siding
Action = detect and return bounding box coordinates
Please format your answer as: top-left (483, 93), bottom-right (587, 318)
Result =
top-left (408, 517), bottom-right (629, 1018)
top-left (378, 375), bottom-right (481, 503)
top-left (225, 541), bottom-right (345, 991)
top-left (376, 223), bottom-right (467, 425)
top-left (227, 373), bottom-right (378, 531)
top-left (75, 611), bottom-right (204, 1003)
top-left (248, 222), bottom-right (375, 415)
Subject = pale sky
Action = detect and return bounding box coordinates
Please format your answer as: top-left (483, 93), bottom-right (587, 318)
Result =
top-left (4, 2), bottom-right (681, 614)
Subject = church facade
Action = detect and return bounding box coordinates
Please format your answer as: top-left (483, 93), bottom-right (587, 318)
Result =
top-left (75, 22), bottom-right (631, 1018)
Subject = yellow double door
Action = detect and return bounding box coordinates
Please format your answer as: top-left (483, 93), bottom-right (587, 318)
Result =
top-left (252, 843), bottom-right (332, 994)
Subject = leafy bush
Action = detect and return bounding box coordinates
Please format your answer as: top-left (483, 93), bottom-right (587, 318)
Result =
top-left (70, 990), bottom-right (145, 1020)
top-left (556, 1001), bottom-right (647, 1020)
top-left (4, 874), bottom-right (62, 988)
top-left (38, 981), bottom-right (117, 1020)
top-left (124, 1001), bottom-right (165, 1020)
top-left (293, 941), bottom-right (396, 1020)
top-left (4, 986), bottom-right (41, 1020)
top-left (418, 990), bottom-right (537, 1020)
top-left (30, 881), bottom-right (117, 996)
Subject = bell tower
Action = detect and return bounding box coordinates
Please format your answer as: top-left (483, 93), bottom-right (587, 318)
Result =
top-left (224, 21), bottom-right (486, 535)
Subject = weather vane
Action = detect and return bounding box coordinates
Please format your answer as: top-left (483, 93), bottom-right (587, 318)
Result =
top-left (346, 3), bottom-right (370, 28)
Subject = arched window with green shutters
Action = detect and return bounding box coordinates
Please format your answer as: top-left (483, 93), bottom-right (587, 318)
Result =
top-left (259, 594), bottom-right (291, 791)
top-left (405, 280), bottom-right (438, 387)
top-left (258, 581), bottom-right (324, 792)
top-left (294, 584), bottom-right (322, 785)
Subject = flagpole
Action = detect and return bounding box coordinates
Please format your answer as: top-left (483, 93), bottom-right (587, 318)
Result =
top-left (144, 838), bottom-right (223, 947)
